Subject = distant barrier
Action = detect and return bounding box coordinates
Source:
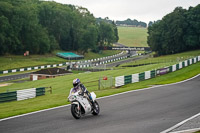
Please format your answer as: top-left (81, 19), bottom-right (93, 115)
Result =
top-left (115, 56), bottom-right (200, 87)
top-left (74, 55), bottom-right (128, 69)
top-left (112, 47), bottom-right (151, 51)
top-left (0, 52), bottom-right (126, 74)
top-left (98, 46), bottom-right (151, 51)
top-left (0, 87), bottom-right (46, 103)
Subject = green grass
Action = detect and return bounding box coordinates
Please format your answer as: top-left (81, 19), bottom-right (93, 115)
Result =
top-left (83, 50), bottom-right (120, 60)
top-left (0, 50), bottom-right (120, 71)
top-left (96, 62), bottom-right (200, 97)
top-left (0, 63), bottom-right (162, 93)
top-left (120, 50), bottom-right (200, 69)
top-left (118, 26), bottom-right (148, 47)
top-left (0, 54), bottom-right (65, 71)
top-left (0, 50), bottom-right (199, 119)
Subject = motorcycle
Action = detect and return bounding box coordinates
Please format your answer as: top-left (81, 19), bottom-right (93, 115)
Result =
top-left (68, 89), bottom-right (100, 119)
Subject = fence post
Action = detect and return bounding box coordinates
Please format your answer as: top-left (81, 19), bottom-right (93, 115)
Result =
top-left (98, 78), bottom-right (100, 90)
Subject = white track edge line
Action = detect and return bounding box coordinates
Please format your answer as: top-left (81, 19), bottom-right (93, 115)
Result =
top-left (160, 112), bottom-right (200, 133)
top-left (169, 128), bottom-right (200, 133)
top-left (1, 74), bottom-right (200, 122)
top-left (99, 73), bottom-right (200, 99)
top-left (0, 104), bottom-right (70, 122)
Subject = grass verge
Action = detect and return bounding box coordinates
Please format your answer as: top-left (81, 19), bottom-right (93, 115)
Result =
top-left (0, 50), bottom-right (120, 71)
top-left (0, 61), bottom-right (199, 119)
top-left (120, 50), bottom-right (200, 69)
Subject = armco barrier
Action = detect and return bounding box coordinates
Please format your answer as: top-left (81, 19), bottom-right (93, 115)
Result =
top-left (176, 64), bottom-right (179, 70)
top-left (151, 70), bottom-right (156, 78)
top-left (36, 87), bottom-right (45, 96)
top-left (182, 61), bottom-right (185, 68)
top-left (132, 74), bottom-right (139, 83)
top-left (179, 62), bottom-right (182, 69)
top-left (145, 71), bottom-right (151, 80)
top-left (75, 55), bottom-right (128, 68)
top-left (169, 66), bottom-right (173, 72)
top-left (0, 91), bottom-right (17, 103)
top-left (124, 75), bottom-right (132, 85)
top-left (184, 60), bottom-right (188, 67)
top-left (0, 87), bottom-right (46, 103)
top-left (172, 64), bottom-right (176, 72)
top-left (139, 72), bottom-right (145, 81)
top-left (17, 88), bottom-right (36, 101)
top-left (115, 76), bottom-right (124, 87)
top-left (0, 52), bottom-right (126, 74)
top-left (115, 56), bottom-right (200, 87)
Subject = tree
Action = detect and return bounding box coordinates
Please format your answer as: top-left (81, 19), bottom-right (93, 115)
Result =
top-left (112, 21), bottom-right (119, 42)
top-left (184, 5), bottom-right (200, 49)
top-left (147, 5), bottom-right (200, 55)
top-left (38, 2), bottom-right (72, 51)
top-left (0, 0), bottom-right (119, 55)
top-left (98, 21), bottom-right (116, 47)
top-left (0, 16), bottom-right (12, 55)
top-left (79, 25), bottom-right (98, 54)
top-left (148, 21), bottom-right (153, 27)
top-left (116, 18), bottom-right (147, 27)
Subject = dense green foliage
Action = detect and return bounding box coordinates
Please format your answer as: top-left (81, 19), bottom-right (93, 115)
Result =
top-left (148, 5), bottom-right (200, 55)
top-left (116, 18), bottom-right (147, 27)
top-left (96, 17), bottom-right (113, 24)
top-left (0, 0), bottom-right (118, 55)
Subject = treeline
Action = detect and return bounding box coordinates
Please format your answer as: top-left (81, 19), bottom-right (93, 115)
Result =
top-left (0, 0), bottom-right (118, 55)
top-left (147, 5), bottom-right (200, 55)
top-left (116, 19), bottom-right (147, 28)
top-left (96, 17), bottom-right (113, 24)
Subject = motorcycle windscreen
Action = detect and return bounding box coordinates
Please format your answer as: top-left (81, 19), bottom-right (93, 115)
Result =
top-left (90, 92), bottom-right (96, 101)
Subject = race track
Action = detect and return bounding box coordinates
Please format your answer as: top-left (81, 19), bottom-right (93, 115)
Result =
top-left (1, 75), bottom-right (200, 133)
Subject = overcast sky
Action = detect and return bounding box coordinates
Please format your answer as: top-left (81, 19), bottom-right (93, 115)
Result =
top-left (53, 0), bottom-right (199, 23)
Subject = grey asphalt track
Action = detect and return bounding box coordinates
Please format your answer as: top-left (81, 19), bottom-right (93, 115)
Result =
top-left (0, 72), bottom-right (31, 83)
top-left (103, 54), bottom-right (149, 68)
top-left (0, 52), bottom-right (129, 83)
top-left (0, 75), bottom-right (200, 133)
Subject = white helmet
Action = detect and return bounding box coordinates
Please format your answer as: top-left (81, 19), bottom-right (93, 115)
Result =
top-left (73, 78), bottom-right (80, 87)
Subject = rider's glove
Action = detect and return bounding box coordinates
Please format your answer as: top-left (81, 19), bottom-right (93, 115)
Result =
top-left (78, 91), bottom-right (84, 96)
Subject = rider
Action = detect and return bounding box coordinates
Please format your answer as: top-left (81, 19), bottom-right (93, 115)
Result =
top-left (72, 78), bottom-right (95, 108)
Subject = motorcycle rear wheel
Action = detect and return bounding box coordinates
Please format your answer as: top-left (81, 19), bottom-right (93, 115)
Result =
top-left (92, 101), bottom-right (100, 115)
top-left (71, 104), bottom-right (81, 119)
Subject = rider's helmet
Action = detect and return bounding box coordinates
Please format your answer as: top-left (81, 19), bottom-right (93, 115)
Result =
top-left (73, 78), bottom-right (80, 87)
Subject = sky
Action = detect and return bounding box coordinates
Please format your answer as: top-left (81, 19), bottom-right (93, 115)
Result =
top-left (52, 0), bottom-right (199, 23)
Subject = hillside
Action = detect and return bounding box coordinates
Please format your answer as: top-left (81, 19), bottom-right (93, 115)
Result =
top-left (118, 26), bottom-right (148, 47)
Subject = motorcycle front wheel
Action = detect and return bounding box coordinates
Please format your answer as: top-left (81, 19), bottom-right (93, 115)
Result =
top-left (71, 104), bottom-right (81, 119)
top-left (92, 101), bottom-right (100, 115)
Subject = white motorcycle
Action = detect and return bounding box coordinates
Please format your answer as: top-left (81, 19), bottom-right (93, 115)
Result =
top-left (68, 89), bottom-right (100, 119)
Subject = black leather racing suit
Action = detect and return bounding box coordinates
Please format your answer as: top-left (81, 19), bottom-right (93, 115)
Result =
top-left (75, 83), bottom-right (93, 104)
